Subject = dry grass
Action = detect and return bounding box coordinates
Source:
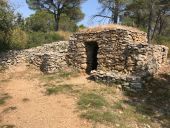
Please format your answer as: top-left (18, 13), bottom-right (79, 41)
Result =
top-left (78, 24), bottom-right (145, 34)
top-left (0, 125), bottom-right (15, 128)
top-left (57, 31), bottom-right (72, 40)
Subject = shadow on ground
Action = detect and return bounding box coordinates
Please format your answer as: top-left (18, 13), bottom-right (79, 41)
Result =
top-left (124, 73), bottom-right (170, 127)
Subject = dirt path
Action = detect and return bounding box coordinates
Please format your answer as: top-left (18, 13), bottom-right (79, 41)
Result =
top-left (0, 64), bottom-right (92, 128)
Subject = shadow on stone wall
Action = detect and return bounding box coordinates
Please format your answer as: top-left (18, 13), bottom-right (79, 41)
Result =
top-left (123, 73), bottom-right (170, 127)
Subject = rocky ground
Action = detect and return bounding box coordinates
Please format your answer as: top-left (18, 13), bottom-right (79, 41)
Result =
top-left (0, 63), bottom-right (170, 128)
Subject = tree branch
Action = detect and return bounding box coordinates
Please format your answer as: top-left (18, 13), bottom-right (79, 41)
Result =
top-left (93, 14), bottom-right (112, 19)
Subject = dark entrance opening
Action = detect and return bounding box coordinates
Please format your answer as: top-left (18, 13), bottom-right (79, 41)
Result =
top-left (85, 42), bottom-right (99, 73)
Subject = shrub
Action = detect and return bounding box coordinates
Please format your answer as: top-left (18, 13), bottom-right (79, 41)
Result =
top-left (26, 31), bottom-right (64, 48)
top-left (57, 31), bottom-right (72, 40)
top-left (0, 31), bottom-right (10, 51)
top-left (154, 36), bottom-right (170, 57)
top-left (10, 28), bottom-right (28, 49)
top-left (0, 0), bottom-right (15, 51)
top-left (155, 36), bottom-right (170, 45)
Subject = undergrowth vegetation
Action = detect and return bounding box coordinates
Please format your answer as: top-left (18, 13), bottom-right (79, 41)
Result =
top-left (80, 110), bottom-right (117, 124)
top-left (46, 84), bottom-right (73, 95)
top-left (26, 31), bottom-right (71, 48)
top-left (0, 30), bottom-right (71, 51)
top-left (9, 30), bottom-right (71, 50)
top-left (42, 69), bottom-right (79, 82)
top-left (78, 93), bottom-right (108, 109)
top-left (77, 90), bottom-right (163, 127)
top-left (154, 36), bottom-right (170, 57)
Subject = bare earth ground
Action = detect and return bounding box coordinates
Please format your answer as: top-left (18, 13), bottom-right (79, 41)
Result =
top-left (0, 63), bottom-right (170, 128)
top-left (0, 64), bottom-right (92, 128)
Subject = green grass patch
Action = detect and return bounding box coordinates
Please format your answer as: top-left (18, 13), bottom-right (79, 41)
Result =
top-left (119, 104), bottom-right (152, 125)
top-left (58, 70), bottom-right (72, 78)
top-left (78, 93), bottom-right (108, 109)
top-left (111, 101), bottom-right (124, 110)
top-left (42, 69), bottom-right (79, 82)
top-left (76, 90), bottom-right (159, 127)
top-left (97, 87), bottom-right (116, 94)
top-left (80, 110), bottom-right (117, 124)
top-left (42, 74), bottom-right (58, 81)
top-left (46, 84), bottom-right (73, 95)
top-left (57, 69), bottom-right (79, 78)
top-left (0, 93), bottom-right (11, 105)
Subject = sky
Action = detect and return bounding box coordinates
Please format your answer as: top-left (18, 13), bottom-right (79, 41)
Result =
top-left (9, 0), bottom-right (104, 27)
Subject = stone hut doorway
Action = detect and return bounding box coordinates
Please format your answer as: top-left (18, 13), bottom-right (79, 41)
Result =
top-left (85, 42), bottom-right (99, 73)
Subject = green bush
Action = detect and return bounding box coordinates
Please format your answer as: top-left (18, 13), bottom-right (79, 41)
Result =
top-left (10, 28), bottom-right (28, 49)
top-left (26, 31), bottom-right (64, 48)
top-left (0, 31), bottom-right (10, 51)
top-left (154, 36), bottom-right (170, 57)
top-left (25, 10), bottom-right (55, 32)
top-left (0, 0), bottom-right (15, 51)
top-left (155, 36), bottom-right (170, 45)
top-left (1, 30), bottom-right (67, 50)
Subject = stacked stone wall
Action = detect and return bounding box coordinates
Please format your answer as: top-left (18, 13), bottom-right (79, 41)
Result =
top-left (67, 27), bottom-right (169, 90)
top-left (0, 41), bottom-right (68, 73)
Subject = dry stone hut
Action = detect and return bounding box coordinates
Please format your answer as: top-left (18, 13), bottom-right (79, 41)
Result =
top-left (67, 24), bottom-right (169, 91)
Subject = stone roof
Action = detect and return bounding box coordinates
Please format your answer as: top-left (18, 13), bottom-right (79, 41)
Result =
top-left (78, 24), bottom-right (146, 34)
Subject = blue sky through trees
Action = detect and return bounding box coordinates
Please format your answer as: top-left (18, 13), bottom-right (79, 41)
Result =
top-left (9, 0), bottom-right (105, 26)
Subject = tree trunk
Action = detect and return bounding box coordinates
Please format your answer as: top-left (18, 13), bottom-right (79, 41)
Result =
top-left (147, 2), bottom-right (154, 44)
top-left (158, 16), bottom-right (164, 35)
top-left (158, 10), bottom-right (166, 35)
top-left (136, 11), bottom-right (141, 27)
top-left (151, 12), bottom-right (160, 40)
top-left (113, 0), bottom-right (119, 23)
top-left (113, 11), bottom-right (119, 23)
top-left (53, 12), bottom-right (61, 31)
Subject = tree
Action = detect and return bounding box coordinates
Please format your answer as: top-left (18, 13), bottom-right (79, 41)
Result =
top-left (26, 0), bottom-right (86, 31)
top-left (126, 0), bottom-right (170, 43)
top-left (0, 0), bottom-right (15, 50)
top-left (147, 0), bottom-right (157, 43)
top-left (25, 10), bottom-right (80, 32)
top-left (15, 13), bottom-right (25, 30)
top-left (151, 0), bottom-right (170, 38)
top-left (93, 0), bottom-right (130, 23)
top-left (126, 0), bottom-right (147, 28)
top-left (59, 14), bottom-right (78, 32)
top-left (26, 10), bottom-right (55, 32)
